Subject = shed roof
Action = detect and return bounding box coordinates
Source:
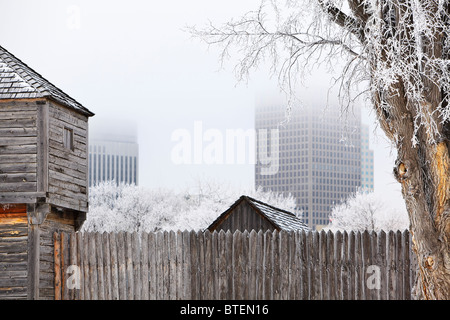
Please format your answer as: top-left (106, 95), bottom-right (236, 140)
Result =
top-left (0, 45), bottom-right (94, 117)
top-left (208, 195), bottom-right (310, 232)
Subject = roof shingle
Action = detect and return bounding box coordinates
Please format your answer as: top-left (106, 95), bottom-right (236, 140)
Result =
top-left (245, 196), bottom-right (310, 232)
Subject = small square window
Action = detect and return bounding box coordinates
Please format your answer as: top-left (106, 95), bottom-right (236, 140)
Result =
top-left (63, 127), bottom-right (74, 151)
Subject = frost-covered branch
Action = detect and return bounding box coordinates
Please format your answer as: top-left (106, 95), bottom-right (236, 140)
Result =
top-left (187, 0), bottom-right (367, 104)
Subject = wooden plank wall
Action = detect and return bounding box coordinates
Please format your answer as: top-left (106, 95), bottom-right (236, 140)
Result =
top-left (54, 229), bottom-right (417, 300)
top-left (38, 211), bottom-right (78, 300)
top-left (0, 204), bottom-right (28, 300)
top-left (47, 102), bottom-right (88, 212)
top-left (0, 102), bottom-right (38, 194)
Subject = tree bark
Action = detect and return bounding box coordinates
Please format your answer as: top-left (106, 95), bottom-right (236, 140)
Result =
top-left (372, 76), bottom-right (450, 299)
top-left (359, 0), bottom-right (450, 299)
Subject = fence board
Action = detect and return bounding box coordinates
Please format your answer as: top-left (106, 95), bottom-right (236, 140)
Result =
top-left (225, 230), bottom-right (234, 300)
top-left (69, 233), bottom-right (78, 300)
top-left (263, 230), bottom-right (273, 300)
top-left (109, 232), bottom-right (119, 300)
top-left (204, 230), bottom-right (213, 300)
top-left (387, 231), bottom-right (396, 300)
top-left (370, 231), bottom-right (379, 300)
top-left (95, 233), bottom-right (104, 300)
top-left (181, 230), bottom-right (191, 300)
top-left (53, 229), bottom-right (417, 300)
top-left (378, 230), bottom-right (387, 300)
top-left (334, 231), bottom-right (342, 300)
top-left (188, 230), bottom-right (199, 300)
top-left (140, 232), bottom-right (149, 300)
top-left (88, 233), bottom-right (97, 300)
top-left (102, 233), bottom-right (111, 300)
top-left (148, 232), bottom-right (156, 300)
top-left (132, 232), bottom-right (141, 300)
top-left (298, 230), bottom-right (308, 300)
top-left (62, 232), bottom-right (71, 300)
top-left (81, 232), bottom-right (90, 300)
top-left (117, 232), bottom-right (126, 300)
top-left (403, 231), bottom-right (411, 300)
top-left (361, 230), bottom-right (370, 300)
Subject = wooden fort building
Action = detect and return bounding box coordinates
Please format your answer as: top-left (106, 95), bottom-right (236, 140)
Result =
top-left (0, 45), bottom-right (94, 299)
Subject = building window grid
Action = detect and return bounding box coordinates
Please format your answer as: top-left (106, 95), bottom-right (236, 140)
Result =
top-left (256, 104), bottom-right (371, 229)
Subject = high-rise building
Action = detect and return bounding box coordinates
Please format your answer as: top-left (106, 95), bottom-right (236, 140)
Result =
top-left (255, 97), bottom-right (364, 230)
top-left (88, 118), bottom-right (139, 187)
top-left (361, 124), bottom-right (374, 191)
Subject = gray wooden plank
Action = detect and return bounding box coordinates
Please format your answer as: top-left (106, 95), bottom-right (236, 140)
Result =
top-left (347, 231), bottom-right (355, 300)
top-left (117, 232), bottom-right (126, 300)
top-left (225, 230), bottom-right (233, 300)
top-left (272, 230), bottom-right (281, 300)
top-left (189, 230), bottom-right (199, 300)
top-left (361, 230), bottom-right (370, 300)
top-left (88, 233), bottom-right (98, 300)
top-left (248, 229), bottom-right (257, 300)
top-left (125, 232), bottom-right (134, 300)
top-left (102, 232), bottom-right (112, 300)
top-left (263, 230), bottom-right (273, 300)
top-left (181, 230), bottom-right (191, 300)
top-left (168, 230), bottom-right (176, 300)
top-left (132, 232), bottom-right (141, 300)
top-left (95, 233), bottom-right (105, 300)
top-left (140, 232), bottom-right (149, 300)
top-left (233, 230), bottom-right (244, 300)
top-left (109, 232), bottom-right (119, 300)
top-left (148, 232), bottom-right (157, 300)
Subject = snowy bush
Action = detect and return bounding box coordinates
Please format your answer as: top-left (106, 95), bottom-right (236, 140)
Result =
top-left (82, 180), bottom-right (298, 232)
top-left (326, 189), bottom-right (409, 232)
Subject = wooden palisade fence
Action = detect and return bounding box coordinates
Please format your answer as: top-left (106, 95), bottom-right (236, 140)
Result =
top-left (53, 229), bottom-right (417, 300)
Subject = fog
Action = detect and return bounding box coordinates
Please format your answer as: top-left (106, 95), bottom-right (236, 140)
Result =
top-left (0, 0), bottom-right (403, 210)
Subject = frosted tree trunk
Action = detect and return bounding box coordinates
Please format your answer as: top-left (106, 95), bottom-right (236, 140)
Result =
top-left (375, 79), bottom-right (450, 300)
top-left (369, 1), bottom-right (450, 300)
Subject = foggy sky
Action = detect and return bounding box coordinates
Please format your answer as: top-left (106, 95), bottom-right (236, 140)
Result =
top-left (0, 0), bottom-right (403, 210)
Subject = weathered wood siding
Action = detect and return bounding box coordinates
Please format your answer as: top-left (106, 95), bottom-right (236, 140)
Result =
top-left (212, 202), bottom-right (276, 232)
top-left (0, 204), bottom-right (28, 300)
top-left (47, 102), bottom-right (88, 212)
top-left (38, 210), bottom-right (77, 300)
top-left (0, 102), bottom-right (38, 197)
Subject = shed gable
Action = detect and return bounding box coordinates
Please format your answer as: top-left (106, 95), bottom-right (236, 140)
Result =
top-left (208, 196), bottom-right (309, 232)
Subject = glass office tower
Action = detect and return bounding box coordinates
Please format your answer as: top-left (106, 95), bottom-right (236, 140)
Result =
top-left (255, 97), bottom-right (369, 230)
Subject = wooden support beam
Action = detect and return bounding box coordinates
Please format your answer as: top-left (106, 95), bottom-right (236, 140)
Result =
top-left (54, 232), bottom-right (62, 300)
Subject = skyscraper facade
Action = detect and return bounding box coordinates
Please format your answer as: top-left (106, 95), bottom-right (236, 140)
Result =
top-left (88, 119), bottom-right (139, 187)
top-left (361, 124), bottom-right (374, 191)
top-left (255, 98), bottom-right (364, 230)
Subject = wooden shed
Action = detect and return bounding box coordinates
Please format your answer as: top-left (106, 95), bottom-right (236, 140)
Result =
top-left (207, 195), bottom-right (309, 233)
top-left (0, 45), bottom-right (94, 300)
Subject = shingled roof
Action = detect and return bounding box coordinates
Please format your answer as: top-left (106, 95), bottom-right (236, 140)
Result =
top-left (0, 45), bottom-right (94, 117)
top-left (208, 195), bottom-right (310, 232)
